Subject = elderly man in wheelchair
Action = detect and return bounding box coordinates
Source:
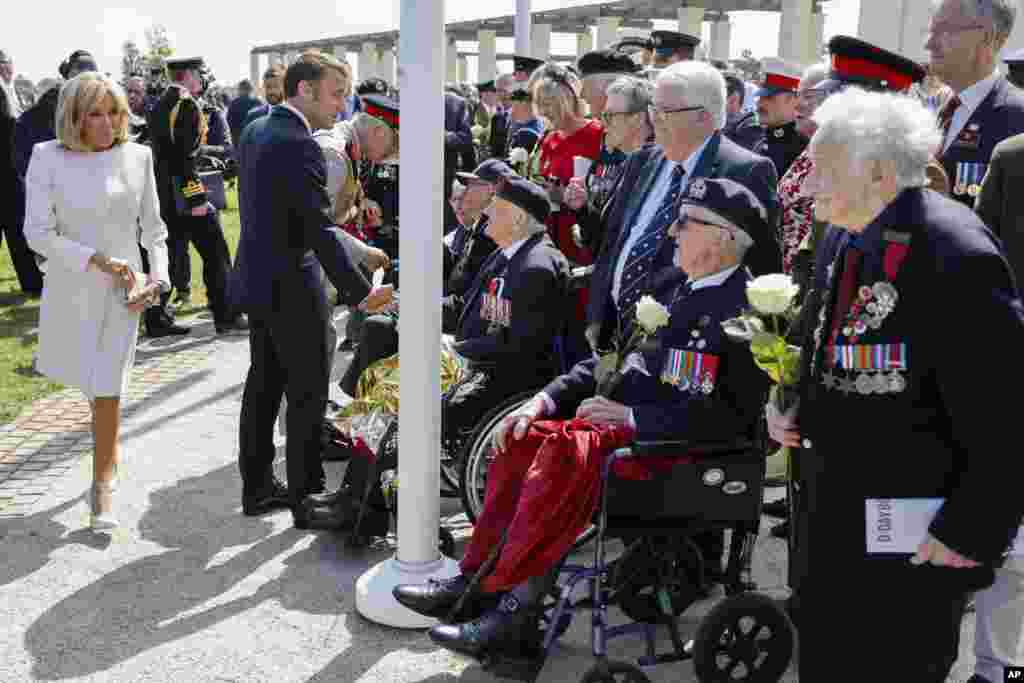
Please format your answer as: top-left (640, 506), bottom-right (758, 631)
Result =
top-left (395, 178), bottom-right (775, 666)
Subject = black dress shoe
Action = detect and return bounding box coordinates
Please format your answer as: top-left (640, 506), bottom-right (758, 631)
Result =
top-left (216, 314), bottom-right (249, 335)
top-left (394, 574), bottom-right (472, 618)
top-left (305, 487), bottom-right (346, 507)
top-left (292, 501), bottom-right (354, 531)
top-left (429, 594), bottom-right (537, 659)
top-left (242, 480), bottom-right (290, 516)
top-left (762, 500), bottom-right (789, 517)
top-left (146, 317), bottom-right (190, 337)
top-left (770, 521), bottom-right (790, 538)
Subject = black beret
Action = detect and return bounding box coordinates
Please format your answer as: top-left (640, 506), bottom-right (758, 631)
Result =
top-left (650, 31), bottom-right (701, 51)
top-left (59, 50), bottom-right (97, 79)
top-left (507, 88), bottom-right (531, 102)
top-left (362, 94), bottom-right (399, 128)
top-left (578, 49), bottom-right (640, 78)
top-left (356, 77), bottom-right (389, 96)
top-left (497, 176), bottom-right (550, 225)
top-left (477, 80), bottom-right (496, 92)
top-left (820, 35), bottom-right (926, 92)
top-left (166, 57), bottom-right (205, 72)
top-left (513, 55), bottom-right (545, 74)
top-left (457, 158), bottom-right (514, 185)
top-left (678, 177), bottom-right (769, 248)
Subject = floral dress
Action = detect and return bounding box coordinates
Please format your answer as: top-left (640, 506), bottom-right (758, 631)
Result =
top-left (777, 148), bottom-right (815, 275)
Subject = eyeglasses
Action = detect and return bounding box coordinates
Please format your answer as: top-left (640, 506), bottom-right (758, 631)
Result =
top-left (670, 215), bottom-right (735, 238)
top-left (647, 104), bottom-right (704, 120)
top-left (927, 22), bottom-right (987, 39)
top-left (599, 110), bottom-right (641, 124)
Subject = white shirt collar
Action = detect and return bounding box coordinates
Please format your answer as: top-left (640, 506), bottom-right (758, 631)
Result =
top-left (502, 235), bottom-right (531, 260)
top-left (957, 70), bottom-right (1000, 109)
top-left (689, 264), bottom-right (741, 292)
top-left (280, 101), bottom-right (312, 135)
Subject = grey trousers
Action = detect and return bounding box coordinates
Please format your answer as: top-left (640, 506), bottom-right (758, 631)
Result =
top-left (975, 554), bottom-right (1024, 683)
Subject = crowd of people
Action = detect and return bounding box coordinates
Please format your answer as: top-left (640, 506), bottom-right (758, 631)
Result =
top-left (2, 0), bottom-right (1024, 679)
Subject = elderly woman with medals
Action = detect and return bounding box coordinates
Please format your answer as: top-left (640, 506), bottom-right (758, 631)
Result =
top-left (393, 178), bottom-right (770, 660)
top-left (767, 87), bottom-right (1024, 681)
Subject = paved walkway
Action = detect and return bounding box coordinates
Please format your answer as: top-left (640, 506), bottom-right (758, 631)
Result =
top-left (0, 313), bottom-right (979, 682)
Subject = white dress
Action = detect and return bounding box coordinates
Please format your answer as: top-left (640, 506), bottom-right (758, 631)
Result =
top-left (24, 140), bottom-right (170, 399)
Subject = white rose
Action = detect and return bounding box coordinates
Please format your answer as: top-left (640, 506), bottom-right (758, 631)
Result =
top-left (509, 147), bottom-right (529, 164)
top-left (635, 295), bottom-right (671, 335)
top-left (747, 274), bottom-right (799, 316)
top-left (471, 124), bottom-right (485, 139)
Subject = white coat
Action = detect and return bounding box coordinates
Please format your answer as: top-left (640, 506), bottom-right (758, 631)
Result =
top-left (24, 140), bottom-right (170, 398)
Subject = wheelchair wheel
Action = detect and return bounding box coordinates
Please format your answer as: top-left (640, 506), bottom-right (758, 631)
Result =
top-left (458, 392), bottom-right (539, 524)
top-left (579, 660), bottom-right (651, 683)
top-left (692, 592), bottom-right (795, 683)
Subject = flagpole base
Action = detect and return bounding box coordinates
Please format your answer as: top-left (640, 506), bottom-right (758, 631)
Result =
top-left (355, 554), bottom-right (461, 628)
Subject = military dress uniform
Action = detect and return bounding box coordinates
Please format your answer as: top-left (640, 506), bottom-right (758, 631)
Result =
top-left (754, 120), bottom-right (806, 179)
top-left (148, 59), bottom-right (235, 328)
top-left (791, 187), bottom-right (1024, 680)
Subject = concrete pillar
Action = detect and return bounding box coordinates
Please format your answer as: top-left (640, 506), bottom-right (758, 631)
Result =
top-left (576, 29), bottom-right (594, 58)
top-left (478, 29), bottom-right (497, 83)
top-left (250, 53), bottom-right (261, 86)
top-left (333, 44), bottom-right (348, 63)
top-left (710, 19), bottom-right (732, 62)
top-left (811, 11), bottom-right (826, 63)
top-left (779, 0), bottom-right (812, 65)
top-left (532, 23), bottom-right (552, 60)
top-left (379, 47), bottom-right (396, 85)
top-left (269, 52), bottom-right (284, 67)
top-left (515, 0), bottom-right (532, 57)
top-left (284, 50), bottom-right (298, 65)
top-left (597, 16), bottom-right (622, 49)
top-left (857, 0), bottom-right (901, 54)
top-left (446, 36), bottom-right (459, 82)
top-left (678, 6), bottom-right (705, 39)
top-left (457, 55), bottom-right (469, 83)
top-left (360, 42), bottom-right (379, 81)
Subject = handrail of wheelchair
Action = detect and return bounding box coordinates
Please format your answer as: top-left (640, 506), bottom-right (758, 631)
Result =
top-left (611, 439), bottom-right (757, 461)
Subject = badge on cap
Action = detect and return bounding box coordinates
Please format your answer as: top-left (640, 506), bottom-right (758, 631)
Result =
top-left (774, 128), bottom-right (785, 138)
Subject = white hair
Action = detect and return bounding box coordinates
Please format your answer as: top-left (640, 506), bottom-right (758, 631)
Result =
top-left (656, 61), bottom-right (727, 129)
top-left (811, 88), bottom-right (941, 190)
top-left (524, 215), bottom-right (548, 236)
top-left (935, 0), bottom-right (1017, 45)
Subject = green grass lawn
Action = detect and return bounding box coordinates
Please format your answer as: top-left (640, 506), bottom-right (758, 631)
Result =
top-left (0, 186), bottom-right (241, 425)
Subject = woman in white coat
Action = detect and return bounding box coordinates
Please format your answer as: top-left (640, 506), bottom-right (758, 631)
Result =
top-left (24, 72), bottom-right (170, 531)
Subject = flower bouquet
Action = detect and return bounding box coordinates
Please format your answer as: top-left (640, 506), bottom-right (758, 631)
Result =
top-left (721, 273), bottom-right (802, 414)
top-left (594, 295), bottom-right (671, 397)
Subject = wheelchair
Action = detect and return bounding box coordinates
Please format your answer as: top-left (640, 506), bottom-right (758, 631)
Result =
top-left (449, 436), bottom-right (795, 683)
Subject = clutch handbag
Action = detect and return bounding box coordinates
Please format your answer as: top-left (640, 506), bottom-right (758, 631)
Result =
top-left (172, 170), bottom-right (227, 215)
top-left (121, 270), bottom-right (150, 305)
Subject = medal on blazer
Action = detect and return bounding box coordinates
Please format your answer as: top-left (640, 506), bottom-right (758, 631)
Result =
top-left (661, 348), bottom-right (720, 395)
top-left (827, 343), bottom-right (908, 395)
top-left (481, 277), bottom-right (511, 327)
top-left (954, 161), bottom-right (986, 196)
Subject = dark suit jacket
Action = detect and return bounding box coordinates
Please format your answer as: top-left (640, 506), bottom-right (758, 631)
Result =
top-left (241, 103), bottom-right (272, 135)
top-left (226, 94), bottom-right (263, 151)
top-left (587, 133), bottom-right (780, 348)
top-left (230, 105), bottom-right (371, 315)
top-left (0, 79), bottom-right (17, 226)
top-left (545, 266), bottom-right (767, 442)
top-left (454, 232), bottom-right (569, 372)
top-left (445, 93), bottom-right (473, 191)
top-left (939, 76), bottom-right (1024, 208)
top-left (796, 188), bottom-right (1024, 582)
top-left (975, 131), bottom-right (1024, 285)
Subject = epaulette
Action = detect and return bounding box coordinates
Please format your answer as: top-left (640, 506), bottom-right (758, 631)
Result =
top-left (181, 179), bottom-right (206, 199)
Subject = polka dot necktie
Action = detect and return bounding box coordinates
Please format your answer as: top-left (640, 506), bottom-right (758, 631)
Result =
top-left (617, 165), bottom-right (686, 335)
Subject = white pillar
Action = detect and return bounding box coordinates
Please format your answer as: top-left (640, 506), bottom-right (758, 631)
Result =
top-left (333, 44), bottom-right (348, 63)
top-left (457, 55), bottom-right (469, 83)
top-left (811, 12), bottom-right (826, 63)
top-left (710, 19), bottom-right (732, 62)
top-left (360, 42), bottom-right (379, 81)
top-left (515, 0), bottom-right (532, 57)
top-left (269, 52), bottom-right (283, 67)
top-left (249, 53), bottom-right (261, 87)
top-left (678, 6), bottom-right (704, 39)
top-left (284, 50), bottom-right (298, 65)
top-left (532, 23), bottom-right (552, 60)
top-left (356, 0), bottom-right (459, 629)
top-left (779, 0), bottom-right (813, 65)
top-left (576, 29), bottom-right (594, 58)
top-left (478, 29), bottom-right (497, 83)
top-left (379, 47), bottom-right (396, 86)
top-left (446, 35), bottom-right (459, 82)
top-left (597, 16), bottom-right (622, 49)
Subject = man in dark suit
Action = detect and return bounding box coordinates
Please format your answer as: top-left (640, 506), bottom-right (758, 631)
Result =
top-left (586, 60), bottom-right (780, 354)
top-left (928, 0), bottom-right (1024, 208)
top-left (226, 78), bottom-right (261, 153)
top-left (0, 48), bottom-right (36, 296)
top-left (240, 64), bottom-right (286, 135)
top-left (769, 86), bottom-right (1024, 682)
top-left (232, 50), bottom-right (393, 527)
top-left (444, 91), bottom-right (474, 230)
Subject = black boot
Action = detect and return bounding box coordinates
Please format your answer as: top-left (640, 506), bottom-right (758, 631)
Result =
top-left (145, 309), bottom-right (189, 337)
top-left (428, 593), bottom-right (538, 659)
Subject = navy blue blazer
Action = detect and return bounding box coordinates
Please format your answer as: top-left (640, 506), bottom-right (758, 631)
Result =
top-left (241, 103), bottom-right (272, 136)
top-left (797, 187), bottom-right (1024, 575)
top-left (445, 93), bottom-right (474, 187)
top-left (545, 266), bottom-right (767, 442)
top-left (454, 232), bottom-right (570, 371)
top-left (939, 76), bottom-right (1024, 208)
top-left (587, 133), bottom-right (780, 348)
top-left (229, 106), bottom-right (371, 315)
top-left (226, 94), bottom-right (262, 151)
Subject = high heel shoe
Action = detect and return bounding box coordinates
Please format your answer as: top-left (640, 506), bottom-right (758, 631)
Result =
top-left (90, 476), bottom-right (119, 531)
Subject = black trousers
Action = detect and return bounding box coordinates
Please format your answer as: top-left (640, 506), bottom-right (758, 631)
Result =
top-left (164, 208), bottom-right (232, 321)
top-left (2, 185), bottom-right (43, 293)
top-left (340, 313), bottom-right (398, 397)
top-left (238, 281), bottom-right (331, 506)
